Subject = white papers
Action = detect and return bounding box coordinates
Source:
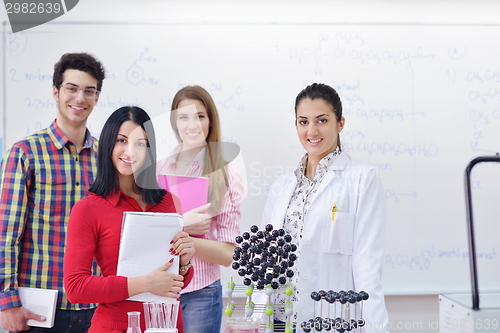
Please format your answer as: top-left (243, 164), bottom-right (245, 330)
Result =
top-left (116, 212), bottom-right (183, 303)
top-left (18, 287), bottom-right (58, 328)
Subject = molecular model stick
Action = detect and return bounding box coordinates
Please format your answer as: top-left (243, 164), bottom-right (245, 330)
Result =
top-left (301, 290), bottom-right (369, 332)
top-left (227, 224), bottom-right (298, 333)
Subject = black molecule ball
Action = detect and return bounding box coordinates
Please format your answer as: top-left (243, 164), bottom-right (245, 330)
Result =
top-left (230, 225), bottom-right (298, 290)
top-left (360, 291), bottom-right (369, 300)
top-left (310, 291), bottom-right (321, 301)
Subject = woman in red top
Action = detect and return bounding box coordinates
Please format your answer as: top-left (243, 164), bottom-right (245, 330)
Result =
top-left (64, 106), bottom-right (195, 332)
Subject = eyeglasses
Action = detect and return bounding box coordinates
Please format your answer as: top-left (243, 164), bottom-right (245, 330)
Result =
top-left (59, 84), bottom-right (100, 100)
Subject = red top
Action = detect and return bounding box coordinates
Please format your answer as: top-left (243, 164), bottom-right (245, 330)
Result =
top-left (64, 191), bottom-right (192, 332)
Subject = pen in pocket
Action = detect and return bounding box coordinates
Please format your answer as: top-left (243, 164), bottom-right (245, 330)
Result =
top-left (331, 204), bottom-right (337, 221)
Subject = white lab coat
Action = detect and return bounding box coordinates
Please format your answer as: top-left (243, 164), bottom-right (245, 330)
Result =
top-left (261, 152), bottom-right (389, 332)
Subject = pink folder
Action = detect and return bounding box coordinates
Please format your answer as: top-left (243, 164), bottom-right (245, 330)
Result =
top-left (157, 174), bottom-right (209, 215)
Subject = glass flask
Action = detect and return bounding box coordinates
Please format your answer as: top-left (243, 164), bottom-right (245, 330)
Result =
top-left (126, 311), bottom-right (142, 333)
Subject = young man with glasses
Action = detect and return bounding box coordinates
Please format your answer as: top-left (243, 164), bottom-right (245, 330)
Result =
top-left (0, 53), bottom-right (105, 332)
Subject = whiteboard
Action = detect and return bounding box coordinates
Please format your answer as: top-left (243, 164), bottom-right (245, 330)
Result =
top-left (2, 23), bottom-right (500, 294)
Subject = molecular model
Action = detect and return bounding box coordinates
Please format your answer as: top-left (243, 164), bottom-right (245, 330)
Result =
top-left (225, 224), bottom-right (298, 333)
top-left (301, 290), bottom-right (369, 332)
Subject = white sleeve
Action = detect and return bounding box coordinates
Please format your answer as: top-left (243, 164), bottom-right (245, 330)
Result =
top-left (352, 167), bottom-right (389, 332)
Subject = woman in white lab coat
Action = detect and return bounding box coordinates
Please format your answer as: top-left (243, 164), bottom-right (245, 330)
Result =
top-left (261, 83), bottom-right (389, 332)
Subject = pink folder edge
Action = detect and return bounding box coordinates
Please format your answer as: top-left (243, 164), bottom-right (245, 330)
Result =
top-left (157, 174), bottom-right (209, 238)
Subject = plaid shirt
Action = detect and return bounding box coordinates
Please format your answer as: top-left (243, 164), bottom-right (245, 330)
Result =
top-left (0, 120), bottom-right (98, 311)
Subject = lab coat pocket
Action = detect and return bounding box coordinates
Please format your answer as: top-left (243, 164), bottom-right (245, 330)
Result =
top-left (324, 212), bottom-right (355, 255)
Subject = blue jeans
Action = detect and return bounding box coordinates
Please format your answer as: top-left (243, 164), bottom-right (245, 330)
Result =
top-left (180, 280), bottom-right (222, 333)
top-left (13, 309), bottom-right (95, 333)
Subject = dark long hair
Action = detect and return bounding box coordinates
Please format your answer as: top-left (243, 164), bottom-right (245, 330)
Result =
top-left (295, 83), bottom-right (344, 151)
top-left (90, 106), bottom-right (165, 204)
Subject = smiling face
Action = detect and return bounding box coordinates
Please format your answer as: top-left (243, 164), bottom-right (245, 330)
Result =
top-left (112, 120), bottom-right (149, 182)
top-left (296, 98), bottom-right (345, 162)
top-left (175, 98), bottom-right (210, 150)
top-left (53, 69), bottom-right (99, 129)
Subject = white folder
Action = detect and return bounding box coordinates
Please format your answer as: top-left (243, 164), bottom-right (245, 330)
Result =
top-left (18, 287), bottom-right (58, 328)
top-left (116, 212), bottom-right (183, 303)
